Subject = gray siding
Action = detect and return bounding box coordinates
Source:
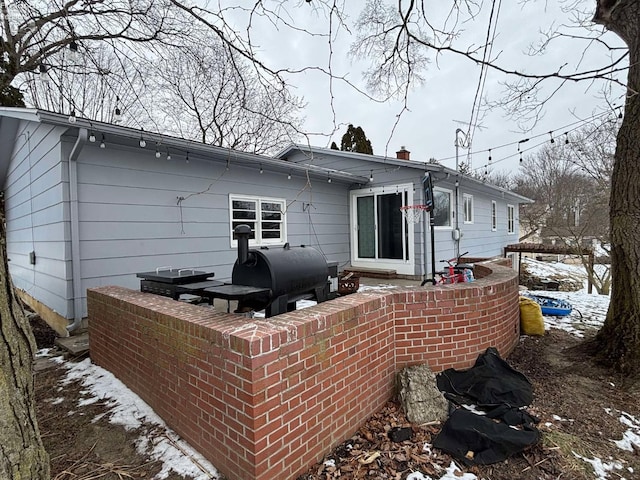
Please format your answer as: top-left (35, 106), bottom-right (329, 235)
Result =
top-left (286, 148), bottom-right (522, 276)
top-left (4, 121), bottom-right (72, 317)
top-left (75, 144), bottom-right (351, 317)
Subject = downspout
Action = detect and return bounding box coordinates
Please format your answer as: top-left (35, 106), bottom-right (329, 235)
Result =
top-left (67, 128), bottom-right (88, 333)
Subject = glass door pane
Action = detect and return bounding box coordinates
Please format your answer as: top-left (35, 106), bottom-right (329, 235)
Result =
top-left (377, 193), bottom-right (403, 260)
top-left (357, 196), bottom-right (375, 258)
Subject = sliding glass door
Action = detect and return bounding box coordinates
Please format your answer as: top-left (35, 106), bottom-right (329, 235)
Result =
top-left (351, 185), bottom-right (415, 274)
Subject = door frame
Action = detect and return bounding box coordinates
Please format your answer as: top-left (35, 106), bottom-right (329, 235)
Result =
top-left (349, 183), bottom-right (415, 275)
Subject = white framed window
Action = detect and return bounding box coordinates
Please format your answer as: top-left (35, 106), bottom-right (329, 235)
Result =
top-left (463, 194), bottom-right (474, 224)
top-left (433, 188), bottom-right (453, 228)
top-left (507, 204), bottom-right (515, 234)
top-left (229, 194), bottom-right (286, 246)
top-left (491, 201), bottom-right (497, 231)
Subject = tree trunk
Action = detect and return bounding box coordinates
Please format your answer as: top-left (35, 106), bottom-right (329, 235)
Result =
top-left (0, 212), bottom-right (50, 478)
top-left (592, 0), bottom-right (640, 377)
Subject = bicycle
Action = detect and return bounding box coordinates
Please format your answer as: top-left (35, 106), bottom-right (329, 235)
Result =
top-left (433, 251), bottom-right (473, 285)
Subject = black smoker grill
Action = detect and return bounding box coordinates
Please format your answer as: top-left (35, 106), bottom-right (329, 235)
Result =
top-left (136, 225), bottom-right (332, 318)
top-left (228, 224), bottom-right (329, 316)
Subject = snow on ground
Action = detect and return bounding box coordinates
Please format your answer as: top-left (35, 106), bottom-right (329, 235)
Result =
top-left (41, 258), bottom-right (629, 480)
top-left (46, 354), bottom-right (221, 479)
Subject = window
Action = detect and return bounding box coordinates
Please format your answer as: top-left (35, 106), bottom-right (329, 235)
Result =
top-left (491, 201), bottom-right (497, 231)
top-left (433, 188), bottom-right (452, 227)
top-left (230, 195), bottom-right (286, 246)
top-left (507, 204), bottom-right (515, 234)
top-left (463, 194), bottom-right (474, 224)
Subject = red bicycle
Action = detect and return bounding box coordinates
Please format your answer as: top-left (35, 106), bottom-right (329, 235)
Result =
top-left (434, 251), bottom-right (472, 284)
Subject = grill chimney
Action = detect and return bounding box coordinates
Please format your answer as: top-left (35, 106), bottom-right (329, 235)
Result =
top-left (234, 224), bottom-right (252, 265)
top-left (396, 146), bottom-right (410, 160)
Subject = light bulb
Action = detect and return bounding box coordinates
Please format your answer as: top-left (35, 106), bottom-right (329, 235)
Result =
top-left (288, 172), bottom-right (291, 180)
top-left (328, 175), bottom-right (332, 183)
top-left (167, 151), bottom-right (172, 161)
top-left (68, 111), bottom-right (77, 123)
top-left (139, 137), bottom-right (146, 148)
top-left (89, 132), bottom-right (96, 143)
top-left (114, 107), bottom-right (122, 123)
top-left (155, 150), bottom-right (161, 158)
top-left (100, 135), bottom-right (106, 149)
top-left (69, 40), bottom-right (79, 59)
top-left (369, 170), bottom-right (373, 182)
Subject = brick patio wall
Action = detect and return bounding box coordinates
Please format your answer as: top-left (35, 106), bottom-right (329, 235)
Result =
top-left (87, 260), bottom-right (519, 480)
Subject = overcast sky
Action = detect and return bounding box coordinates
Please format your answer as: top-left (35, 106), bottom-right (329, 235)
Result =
top-left (233, 1), bottom-right (626, 174)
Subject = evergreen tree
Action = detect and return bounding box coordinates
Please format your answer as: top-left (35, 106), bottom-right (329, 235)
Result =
top-left (340, 124), bottom-right (373, 154)
top-left (330, 141), bottom-right (339, 150)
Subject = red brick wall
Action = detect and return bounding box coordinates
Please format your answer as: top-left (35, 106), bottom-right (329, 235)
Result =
top-left (88, 261), bottom-right (519, 480)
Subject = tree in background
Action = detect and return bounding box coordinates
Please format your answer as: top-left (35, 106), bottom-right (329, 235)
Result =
top-left (350, 0), bottom-right (640, 379)
top-left (149, 40), bottom-right (302, 154)
top-left (340, 124), bottom-right (373, 154)
top-left (514, 121), bottom-right (615, 294)
top-left (1, 1), bottom-right (304, 153)
top-left (330, 141), bottom-right (339, 150)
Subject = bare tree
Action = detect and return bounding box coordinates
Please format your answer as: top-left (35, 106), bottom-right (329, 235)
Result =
top-left (148, 40), bottom-right (303, 154)
top-left (350, 0), bottom-right (640, 379)
top-left (514, 123), bottom-right (614, 293)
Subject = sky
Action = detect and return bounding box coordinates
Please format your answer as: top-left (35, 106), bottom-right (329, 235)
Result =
top-left (37, 258), bottom-right (639, 480)
top-left (229, 1), bottom-right (626, 174)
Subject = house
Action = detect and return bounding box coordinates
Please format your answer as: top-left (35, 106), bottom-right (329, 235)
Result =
top-left (277, 144), bottom-right (531, 275)
top-left (0, 107), bottom-right (530, 335)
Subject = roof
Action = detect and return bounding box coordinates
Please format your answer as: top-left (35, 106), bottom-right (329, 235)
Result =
top-left (277, 143), bottom-right (533, 203)
top-left (0, 108), bottom-right (369, 185)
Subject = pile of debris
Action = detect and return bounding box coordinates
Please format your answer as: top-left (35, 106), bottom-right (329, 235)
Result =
top-left (300, 348), bottom-right (541, 480)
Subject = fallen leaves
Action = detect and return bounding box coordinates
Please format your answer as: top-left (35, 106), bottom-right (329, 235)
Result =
top-left (298, 402), bottom-right (461, 480)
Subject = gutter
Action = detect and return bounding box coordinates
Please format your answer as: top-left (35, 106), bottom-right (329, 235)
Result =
top-left (66, 128), bottom-right (87, 333)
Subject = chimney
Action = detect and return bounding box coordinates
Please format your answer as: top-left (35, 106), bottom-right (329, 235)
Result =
top-left (396, 146), bottom-right (410, 160)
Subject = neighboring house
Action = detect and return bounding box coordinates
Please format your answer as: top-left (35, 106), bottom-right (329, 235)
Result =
top-left (0, 108), bottom-right (530, 334)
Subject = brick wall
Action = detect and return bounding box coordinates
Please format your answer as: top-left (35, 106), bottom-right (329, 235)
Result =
top-left (88, 260), bottom-right (519, 480)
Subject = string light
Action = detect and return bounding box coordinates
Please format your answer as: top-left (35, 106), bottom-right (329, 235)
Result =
top-left (564, 132), bottom-right (569, 144)
top-left (327, 174), bottom-right (332, 183)
top-left (155, 146), bottom-right (161, 158)
top-left (114, 96), bottom-right (122, 123)
top-left (186, 152), bottom-right (189, 164)
top-left (488, 149), bottom-right (492, 163)
top-left (69, 40), bottom-right (78, 59)
top-left (369, 170), bottom-right (373, 182)
top-left (100, 134), bottom-right (106, 149)
top-left (68, 110), bottom-right (77, 123)
top-left (88, 131), bottom-right (96, 143)
top-left (288, 170), bottom-right (292, 180)
top-left (259, 164), bottom-right (264, 174)
top-left (166, 148), bottom-right (171, 161)
top-left (38, 64), bottom-right (49, 84)
top-left (549, 131), bottom-right (555, 144)
top-left (139, 135), bottom-right (146, 148)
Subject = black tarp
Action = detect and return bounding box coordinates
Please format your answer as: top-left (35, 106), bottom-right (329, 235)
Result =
top-left (432, 347), bottom-right (540, 465)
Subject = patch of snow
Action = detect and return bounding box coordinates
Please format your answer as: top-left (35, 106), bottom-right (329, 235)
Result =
top-left (608, 410), bottom-right (640, 453)
top-left (406, 462), bottom-right (478, 480)
top-left (58, 357), bottom-right (220, 479)
top-left (323, 459), bottom-right (336, 467)
top-left (48, 397), bottom-right (65, 405)
top-left (573, 452), bottom-right (625, 480)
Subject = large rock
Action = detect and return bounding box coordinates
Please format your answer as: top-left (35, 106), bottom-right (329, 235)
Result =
top-left (397, 364), bottom-right (449, 424)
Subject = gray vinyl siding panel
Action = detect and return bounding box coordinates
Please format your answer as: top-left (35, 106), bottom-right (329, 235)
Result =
top-left (73, 144), bottom-right (352, 314)
top-left (4, 121), bottom-right (71, 317)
